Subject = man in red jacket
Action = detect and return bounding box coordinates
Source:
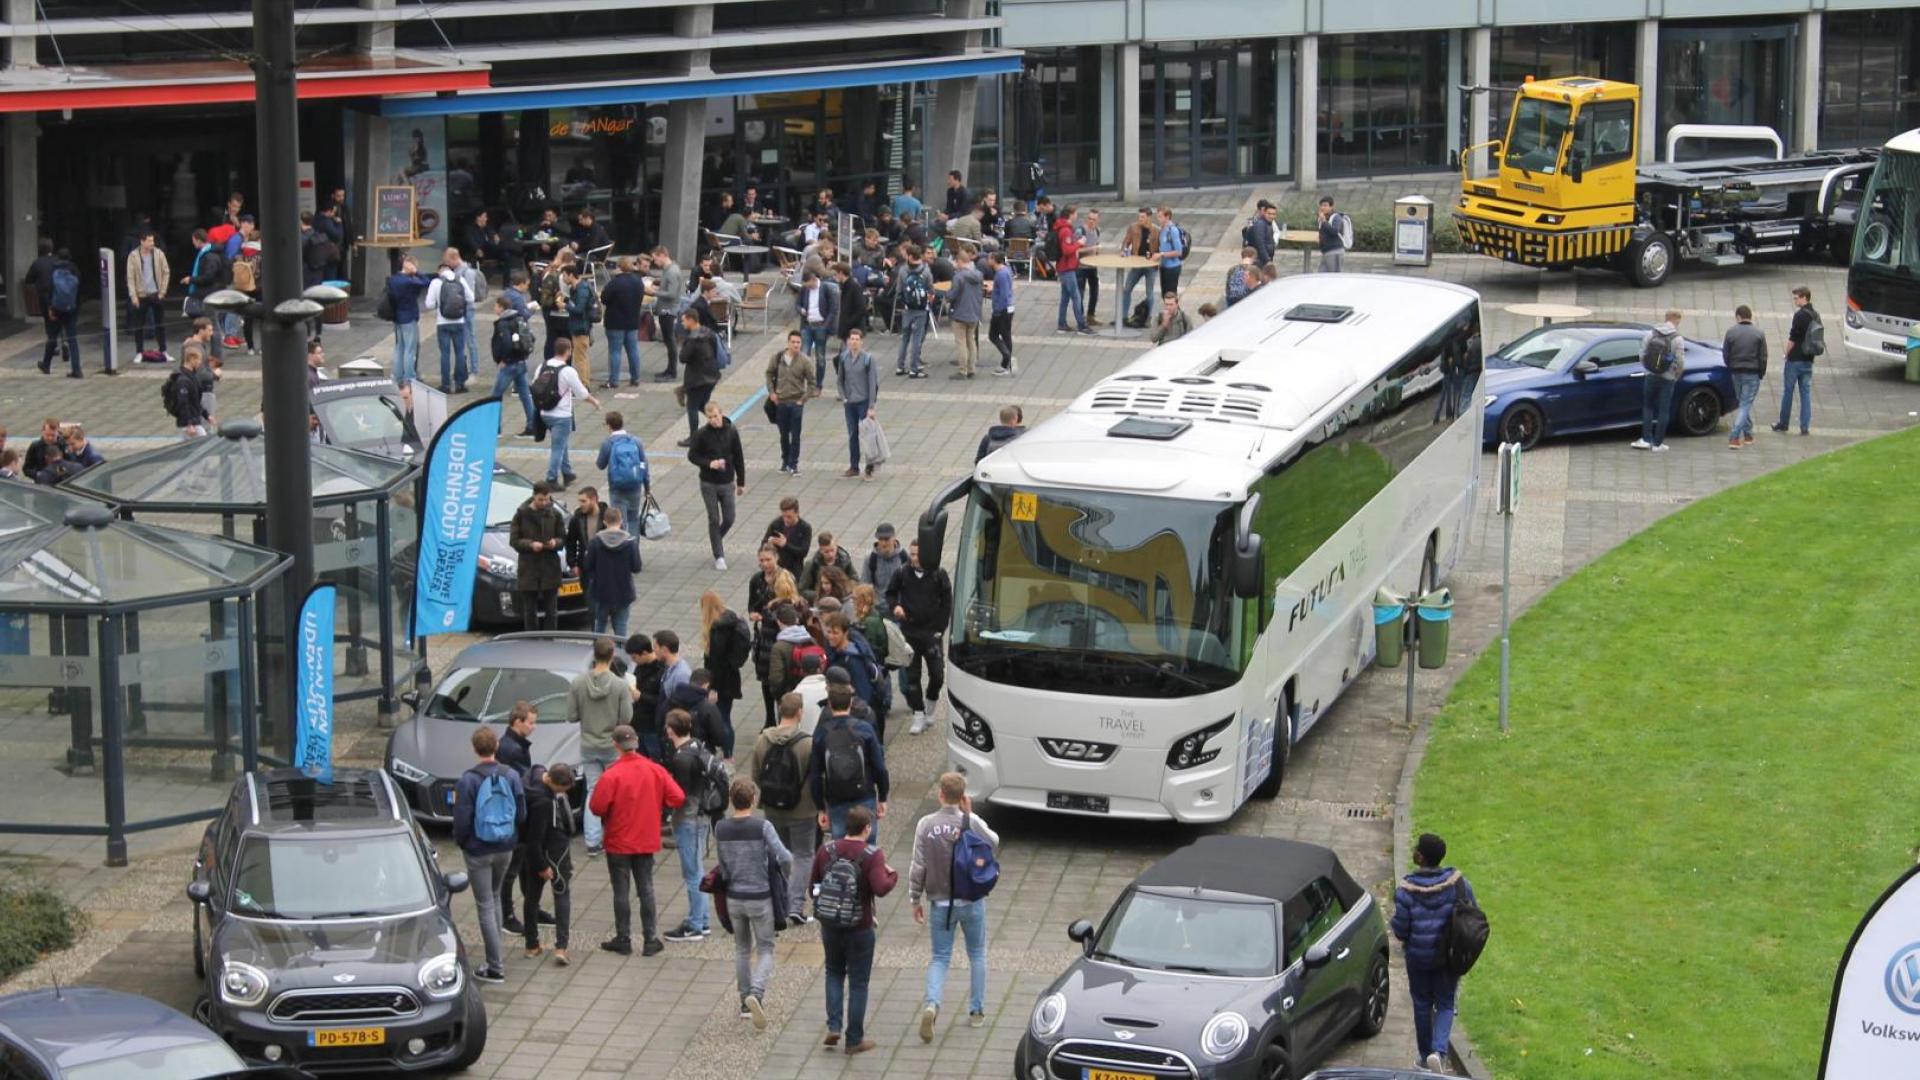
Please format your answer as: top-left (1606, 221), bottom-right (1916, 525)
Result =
top-left (1054, 207), bottom-right (1090, 334)
top-left (589, 724), bottom-right (685, 957)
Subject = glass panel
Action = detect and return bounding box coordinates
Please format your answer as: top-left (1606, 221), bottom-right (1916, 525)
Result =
top-left (1657, 23), bottom-right (1794, 158)
top-left (231, 833), bottom-right (434, 918)
top-left (1094, 890), bottom-right (1278, 976)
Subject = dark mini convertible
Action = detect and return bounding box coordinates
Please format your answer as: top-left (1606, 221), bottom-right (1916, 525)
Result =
top-left (1016, 836), bottom-right (1390, 1080)
top-left (1481, 322), bottom-right (1737, 449)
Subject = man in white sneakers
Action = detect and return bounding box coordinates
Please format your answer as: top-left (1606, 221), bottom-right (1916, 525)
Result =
top-left (908, 772), bottom-right (1000, 1040)
top-left (885, 540), bottom-right (952, 736)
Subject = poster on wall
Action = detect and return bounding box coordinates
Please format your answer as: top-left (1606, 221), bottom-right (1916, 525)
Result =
top-left (388, 118), bottom-right (448, 248)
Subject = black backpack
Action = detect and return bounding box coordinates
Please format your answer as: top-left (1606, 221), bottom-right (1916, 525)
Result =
top-left (492, 314), bottom-right (532, 362)
top-left (1040, 227), bottom-right (1062, 263)
top-left (821, 722), bottom-right (870, 804)
top-left (160, 371), bottom-right (184, 418)
top-left (691, 744), bottom-right (730, 822)
top-left (813, 844), bottom-right (872, 929)
top-left (376, 280), bottom-right (397, 323)
top-left (755, 737), bottom-right (805, 812)
top-left (530, 362), bottom-right (564, 412)
top-left (1443, 879), bottom-right (1490, 976)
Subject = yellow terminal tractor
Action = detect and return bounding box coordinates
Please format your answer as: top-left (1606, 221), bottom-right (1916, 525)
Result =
top-left (1455, 76), bottom-right (1880, 287)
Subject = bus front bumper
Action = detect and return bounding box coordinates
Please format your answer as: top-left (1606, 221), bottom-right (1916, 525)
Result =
top-left (947, 733), bottom-right (1241, 823)
top-left (1845, 320), bottom-right (1912, 362)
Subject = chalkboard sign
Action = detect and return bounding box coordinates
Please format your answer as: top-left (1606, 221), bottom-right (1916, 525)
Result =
top-left (373, 185), bottom-right (416, 243)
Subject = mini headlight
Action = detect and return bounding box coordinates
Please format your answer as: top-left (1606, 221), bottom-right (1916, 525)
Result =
top-left (418, 952), bottom-right (462, 999)
top-left (1200, 1011), bottom-right (1250, 1059)
top-left (389, 757), bottom-right (430, 783)
top-left (219, 960), bottom-right (269, 1007)
top-left (1030, 992), bottom-right (1067, 1040)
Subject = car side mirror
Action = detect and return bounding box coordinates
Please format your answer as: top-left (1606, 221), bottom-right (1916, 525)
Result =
top-left (400, 690), bottom-right (421, 711)
top-left (186, 880), bottom-right (211, 904)
top-left (1067, 919), bottom-right (1095, 950)
top-left (1572, 359), bottom-right (1599, 379)
top-left (444, 871), bottom-right (470, 895)
top-left (1302, 943), bottom-right (1333, 970)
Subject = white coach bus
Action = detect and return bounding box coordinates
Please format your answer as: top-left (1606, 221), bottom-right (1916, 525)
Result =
top-left (916, 274), bottom-right (1484, 822)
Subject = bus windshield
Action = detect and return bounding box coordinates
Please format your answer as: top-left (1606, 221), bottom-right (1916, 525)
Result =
top-left (1853, 147), bottom-right (1920, 276)
top-left (949, 483), bottom-right (1244, 699)
top-left (1504, 98), bottom-right (1570, 174)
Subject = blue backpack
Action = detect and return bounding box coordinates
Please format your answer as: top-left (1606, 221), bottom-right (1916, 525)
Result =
top-left (607, 434), bottom-right (646, 491)
top-left (49, 267), bottom-right (79, 315)
top-left (472, 769), bottom-right (518, 845)
top-left (950, 812), bottom-right (999, 906)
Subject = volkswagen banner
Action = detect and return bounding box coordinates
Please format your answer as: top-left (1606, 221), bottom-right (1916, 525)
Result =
top-left (293, 583), bottom-right (336, 785)
top-left (413, 395), bottom-right (502, 637)
top-left (1821, 863), bottom-right (1920, 1077)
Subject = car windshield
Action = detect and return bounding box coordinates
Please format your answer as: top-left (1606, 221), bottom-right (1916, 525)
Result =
top-left (949, 483), bottom-right (1245, 698)
top-left (1491, 327), bottom-right (1589, 369)
top-left (1092, 889), bottom-right (1278, 977)
top-left (1505, 97), bottom-right (1570, 174)
top-left (64, 1042), bottom-right (248, 1080)
top-left (315, 393), bottom-right (407, 450)
top-left (229, 833), bottom-right (432, 918)
top-left (488, 473), bottom-right (535, 529)
top-left (425, 665), bottom-right (574, 722)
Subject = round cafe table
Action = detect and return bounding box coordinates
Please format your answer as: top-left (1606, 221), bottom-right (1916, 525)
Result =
top-left (720, 244), bottom-right (769, 280)
top-left (1280, 229), bottom-right (1321, 274)
top-left (1080, 253), bottom-right (1157, 338)
top-left (1504, 302), bottom-right (1593, 327)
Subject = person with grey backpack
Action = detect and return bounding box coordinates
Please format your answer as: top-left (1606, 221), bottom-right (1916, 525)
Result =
top-left (1773, 284), bottom-right (1821, 435)
top-left (1632, 309), bottom-right (1685, 452)
top-left (452, 726), bottom-right (526, 984)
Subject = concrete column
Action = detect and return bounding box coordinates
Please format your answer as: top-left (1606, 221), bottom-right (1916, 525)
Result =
top-left (352, 112), bottom-right (391, 296)
top-left (1118, 44), bottom-right (1141, 201)
top-left (357, 0), bottom-right (395, 59)
top-left (5, 0), bottom-right (37, 69)
top-left (4, 113), bottom-right (36, 320)
top-left (1796, 11), bottom-right (1822, 153)
top-left (659, 4), bottom-right (714, 263)
top-left (1635, 18), bottom-right (1660, 163)
top-left (1445, 31), bottom-right (1465, 159)
top-left (1098, 46), bottom-right (1116, 189)
top-left (1297, 34), bottom-right (1319, 193)
top-left (927, 79), bottom-right (978, 198)
top-left (1468, 26), bottom-right (1492, 174)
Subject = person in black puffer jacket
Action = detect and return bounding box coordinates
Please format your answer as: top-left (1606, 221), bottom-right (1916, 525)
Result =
top-left (687, 401), bottom-right (746, 571)
top-left (1392, 832), bottom-right (1478, 1073)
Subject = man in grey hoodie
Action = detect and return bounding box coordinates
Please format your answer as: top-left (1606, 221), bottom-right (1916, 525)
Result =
top-left (1721, 304), bottom-right (1767, 448)
top-left (1632, 310), bottom-right (1684, 452)
top-left (837, 328), bottom-right (881, 480)
top-left (713, 776), bottom-right (794, 1028)
top-left (908, 772), bottom-right (1000, 1040)
top-left (571, 636), bottom-right (633, 856)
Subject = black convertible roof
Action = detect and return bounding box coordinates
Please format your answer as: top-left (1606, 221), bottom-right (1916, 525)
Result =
top-left (1133, 835), bottom-right (1364, 909)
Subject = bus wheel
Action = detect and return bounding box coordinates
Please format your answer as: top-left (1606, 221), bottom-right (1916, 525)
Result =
top-left (1252, 696), bottom-right (1288, 800)
top-left (1626, 232), bottom-right (1674, 288)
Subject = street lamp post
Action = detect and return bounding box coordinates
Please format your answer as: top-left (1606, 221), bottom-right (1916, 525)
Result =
top-left (252, 0), bottom-right (314, 738)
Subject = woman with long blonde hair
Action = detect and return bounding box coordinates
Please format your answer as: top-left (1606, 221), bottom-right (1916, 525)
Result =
top-left (699, 588), bottom-right (749, 726)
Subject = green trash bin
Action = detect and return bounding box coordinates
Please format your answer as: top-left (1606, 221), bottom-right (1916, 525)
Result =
top-left (1415, 588), bottom-right (1453, 669)
top-left (1373, 588), bottom-right (1407, 668)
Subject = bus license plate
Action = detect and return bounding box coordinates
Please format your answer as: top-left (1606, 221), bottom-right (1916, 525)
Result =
top-left (310, 1026), bottom-right (385, 1047)
top-left (558, 581), bottom-right (583, 597)
top-left (1884, 340), bottom-right (1906, 355)
top-left (1047, 792), bottom-right (1109, 814)
top-left (1085, 1069), bottom-right (1151, 1080)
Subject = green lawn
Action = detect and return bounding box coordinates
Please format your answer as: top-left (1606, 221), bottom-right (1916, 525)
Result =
top-left (1416, 424), bottom-right (1920, 1079)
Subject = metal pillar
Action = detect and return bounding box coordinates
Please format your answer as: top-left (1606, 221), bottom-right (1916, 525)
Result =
top-left (1297, 34), bottom-right (1320, 193)
top-left (3, 113), bottom-right (37, 321)
top-left (1635, 19), bottom-right (1660, 163)
top-left (1795, 12), bottom-right (1822, 154)
top-left (1468, 27), bottom-right (1492, 173)
top-left (238, 596), bottom-right (260, 770)
top-left (375, 498), bottom-right (397, 724)
top-left (99, 615), bottom-right (127, 867)
top-left (254, 0), bottom-right (315, 743)
top-left (1118, 45), bottom-right (1141, 202)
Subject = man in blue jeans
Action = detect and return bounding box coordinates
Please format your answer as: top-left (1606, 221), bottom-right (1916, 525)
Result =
top-left (1393, 832), bottom-right (1478, 1073)
top-left (1720, 304), bottom-right (1767, 448)
top-left (795, 270), bottom-right (839, 379)
top-left (601, 257), bottom-right (648, 388)
top-left (909, 773), bottom-right (1000, 1040)
top-left (534, 338), bottom-right (600, 488)
top-left (385, 256), bottom-right (432, 385)
top-left (425, 263), bottom-right (474, 392)
top-left (1773, 284), bottom-right (1818, 435)
top-left (810, 805), bottom-right (897, 1056)
top-left (662, 710), bottom-right (714, 942)
top-left (1631, 310), bottom-right (1683, 453)
top-left (893, 248), bottom-right (933, 378)
top-left (837, 330), bottom-right (881, 479)
top-left (489, 296), bottom-right (538, 432)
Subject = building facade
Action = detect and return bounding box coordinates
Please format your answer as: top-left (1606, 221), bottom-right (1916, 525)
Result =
top-left (987, 0), bottom-right (1920, 197)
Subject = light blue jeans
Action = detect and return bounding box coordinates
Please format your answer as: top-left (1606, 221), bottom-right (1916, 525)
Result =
top-left (392, 323), bottom-right (419, 385)
top-left (609, 487), bottom-right (642, 537)
top-left (593, 602), bottom-right (630, 638)
top-left (1056, 271), bottom-right (1086, 330)
top-left (1729, 372), bottom-right (1761, 442)
top-left (673, 816), bottom-right (710, 931)
top-left (1777, 359), bottom-right (1813, 432)
top-left (578, 751), bottom-right (615, 850)
top-left (1119, 267), bottom-right (1155, 324)
top-left (826, 797), bottom-right (878, 840)
top-left (608, 329), bottom-right (641, 385)
top-left (463, 310), bottom-right (478, 378)
top-left (544, 414), bottom-right (574, 483)
top-left (896, 309), bottom-right (930, 374)
top-left (491, 360), bottom-right (535, 430)
top-left (925, 898), bottom-right (988, 1015)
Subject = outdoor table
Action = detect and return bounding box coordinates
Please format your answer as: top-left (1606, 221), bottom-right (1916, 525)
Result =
top-left (720, 244), bottom-right (769, 280)
top-left (1505, 302), bottom-right (1593, 326)
top-left (1280, 229), bottom-right (1321, 273)
top-left (1081, 253), bottom-right (1156, 338)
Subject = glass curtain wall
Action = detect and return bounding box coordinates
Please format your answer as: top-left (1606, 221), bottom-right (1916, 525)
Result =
top-left (1142, 40), bottom-right (1281, 186)
top-left (1821, 9), bottom-right (1920, 148)
top-left (1656, 19), bottom-right (1797, 159)
top-left (1489, 23), bottom-right (1636, 135)
top-left (1319, 31), bottom-right (1449, 176)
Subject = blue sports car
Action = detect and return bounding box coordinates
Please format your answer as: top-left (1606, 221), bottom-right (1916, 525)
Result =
top-left (1482, 323), bottom-right (1738, 449)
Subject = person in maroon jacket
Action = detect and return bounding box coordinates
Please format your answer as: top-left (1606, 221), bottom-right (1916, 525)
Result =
top-left (809, 804), bottom-right (898, 1054)
top-left (588, 724), bottom-right (686, 957)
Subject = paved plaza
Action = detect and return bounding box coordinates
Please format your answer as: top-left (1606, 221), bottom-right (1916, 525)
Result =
top-left (2, 178), bottom-right (1917, 1079)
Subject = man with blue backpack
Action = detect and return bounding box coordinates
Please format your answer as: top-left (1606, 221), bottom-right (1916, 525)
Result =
top-left (34, 246), bottom-right (83, 378)
top-left (595, 411), bottom-right (649, 540)
top-left (452, 726), bottom-right (527, 985)
top-left (908, 772), bottom-right (1000, 1042)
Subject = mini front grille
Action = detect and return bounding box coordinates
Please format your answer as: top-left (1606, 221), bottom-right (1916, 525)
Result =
top-left (1051, 1039), bottom-right (1195, 1078)
top-left (268, 987), bottom-right (421, 1023)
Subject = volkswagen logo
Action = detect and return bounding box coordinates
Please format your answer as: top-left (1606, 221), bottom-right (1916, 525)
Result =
top-left (332, 973), bottom-right (356, 984)
top-left (1886, 942), bottom-right (1920, 1015)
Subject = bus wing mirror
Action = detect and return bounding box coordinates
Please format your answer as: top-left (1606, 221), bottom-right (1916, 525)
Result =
top-left (1233, 496), bottom-right (1265, 600)
top-left (1567, 151), bottom-right (1585, 183)
top-left (918, 475), bottom-right (974, 573)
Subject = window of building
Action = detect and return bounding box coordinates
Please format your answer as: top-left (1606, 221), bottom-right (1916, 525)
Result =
top-left (1656, 19), bottom-right (1797, 160)
top-left (1822, 10), bottom-right (1920, 148)
top-left (1027, 47), bottom-right (1105, 190)
top-left (1319, 31), bottom-right (1448, 176)
top-left (1143, 40), bottom-right (1282, 187)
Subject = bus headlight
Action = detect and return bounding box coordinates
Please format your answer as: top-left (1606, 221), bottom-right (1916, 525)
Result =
top-left (1845, 307), bottom-right (1863, 329)
top-left (1166, 717), bottom-right (1233, 770)
top-left (949, 698), bottom-right (995, 752)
